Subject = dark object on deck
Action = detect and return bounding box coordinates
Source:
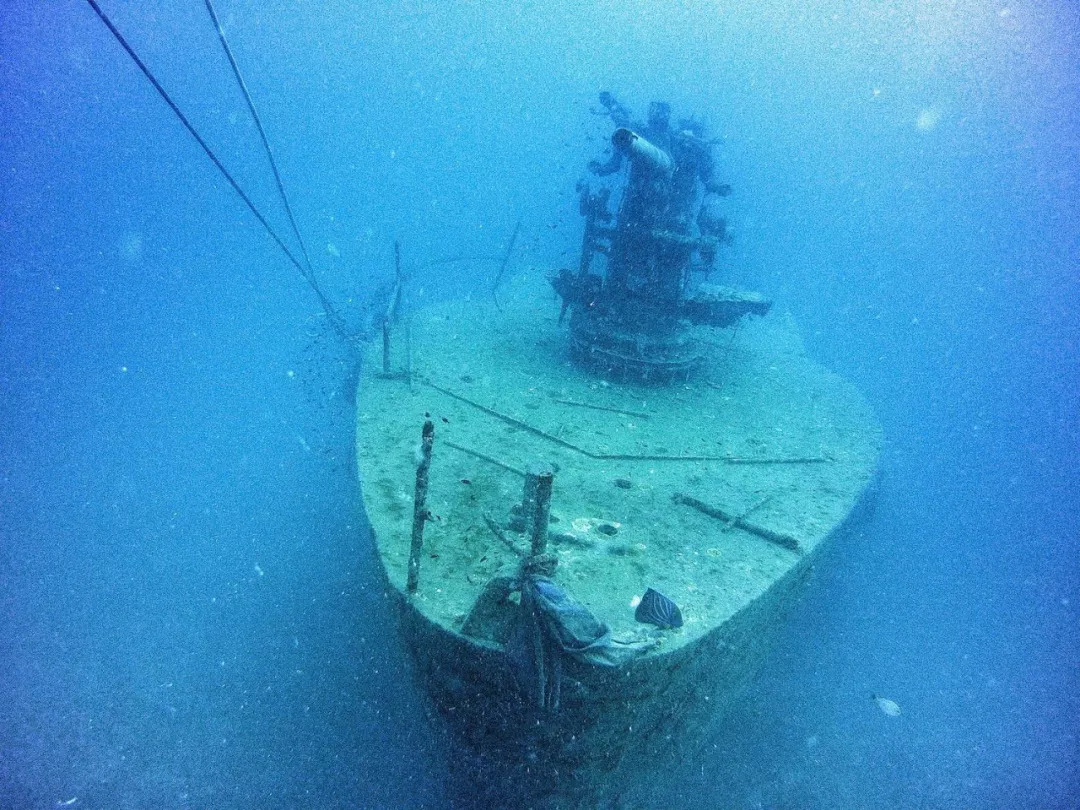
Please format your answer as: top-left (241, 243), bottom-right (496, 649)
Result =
top-left (635, 587), bottom-right (683, 629)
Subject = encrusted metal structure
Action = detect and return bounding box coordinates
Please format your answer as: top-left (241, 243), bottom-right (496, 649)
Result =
top-left (356, 101), bottom-right (880, 807)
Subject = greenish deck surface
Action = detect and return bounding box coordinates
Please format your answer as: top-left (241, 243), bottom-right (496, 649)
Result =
top-left (357, 272), bottom-right (881, 654)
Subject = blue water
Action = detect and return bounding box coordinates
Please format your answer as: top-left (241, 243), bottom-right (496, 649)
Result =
top-left (2, 2), bottom-right (1077, 808)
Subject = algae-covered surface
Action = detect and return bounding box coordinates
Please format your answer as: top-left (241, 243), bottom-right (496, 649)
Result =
top-left (357, 272), bottom-right (881, 654)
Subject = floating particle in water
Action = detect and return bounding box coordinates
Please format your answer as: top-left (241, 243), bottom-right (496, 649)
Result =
top-left (872, 694), bottom-right (901, 717)
top-left (915, 108), bottom-right (940, 132)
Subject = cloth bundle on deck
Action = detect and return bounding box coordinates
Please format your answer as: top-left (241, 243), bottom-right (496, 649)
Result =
top-left (507, 575), bottom-right (654, 710)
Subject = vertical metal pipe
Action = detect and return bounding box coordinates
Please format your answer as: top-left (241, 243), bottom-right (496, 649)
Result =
top-left (521, 463), bottom-right (553, 529)
top-left (407, 420), bottom-right (435, 593)
top-left (382, 321), bottom-right (391, 374)
top-left (530, 469), bottom-right (554, 556)
top-left (521, 469), bottom-right (540, 527)
top-left (383, 241), bottom-right (403, 376)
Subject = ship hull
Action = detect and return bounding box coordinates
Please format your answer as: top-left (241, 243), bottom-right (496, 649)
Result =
top-left (373, 475), bottom-right (876, 808)
top-left (356, 271), bottom-right (881, 808)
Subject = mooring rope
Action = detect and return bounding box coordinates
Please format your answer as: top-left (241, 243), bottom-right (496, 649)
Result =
top-left (491, 216), bottom-right (522, 312)
top-left (202, 0), bottom-right (315, 281)
top-left (84, 0), bottom-right (353, 344)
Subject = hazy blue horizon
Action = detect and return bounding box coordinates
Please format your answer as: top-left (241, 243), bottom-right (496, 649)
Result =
top-left (2, 1), bottom-right (1077, 807)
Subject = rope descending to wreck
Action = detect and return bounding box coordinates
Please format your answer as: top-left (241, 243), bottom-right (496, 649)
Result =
top-left (203, 0), bottom-right (315, 280)
top-left (84, 0), bottom-right (353, 345)
top-left (491, 216), bottom-right (522, 312)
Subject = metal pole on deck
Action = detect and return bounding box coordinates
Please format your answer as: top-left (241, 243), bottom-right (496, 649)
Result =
top-left (407, 420), bottom-right (435, 593)
top-left (525, 464), bottom-right (553, 556)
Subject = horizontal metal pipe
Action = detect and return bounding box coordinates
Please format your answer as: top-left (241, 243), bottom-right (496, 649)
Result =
top-left (612, 128), bottom-right (673, 176)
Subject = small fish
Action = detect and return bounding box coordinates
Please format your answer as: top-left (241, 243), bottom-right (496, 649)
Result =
top-left (634, 587), bottom-right (683, 629)
top-left (872, 693), bottom-right (901, 717)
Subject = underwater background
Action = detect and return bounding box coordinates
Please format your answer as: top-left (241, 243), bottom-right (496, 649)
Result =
top-left (1, 1), bottom-right (1077, 807)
